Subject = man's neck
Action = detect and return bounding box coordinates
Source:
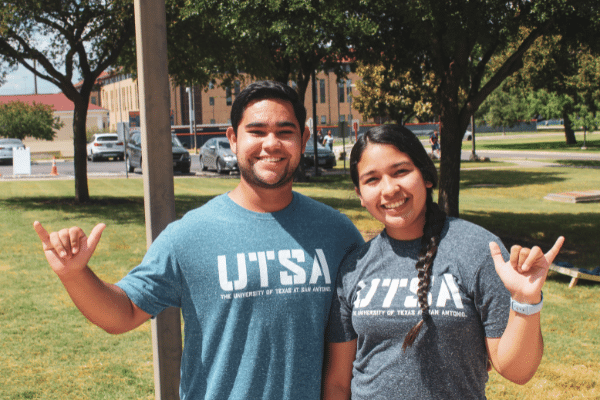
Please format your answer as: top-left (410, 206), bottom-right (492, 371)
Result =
top-left (228, 180), bottom-right (294, 213)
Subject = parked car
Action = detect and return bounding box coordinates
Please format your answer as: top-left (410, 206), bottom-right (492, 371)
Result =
top-left (303, 140), bottom-right (336, 169)
top-left (463, 130), bottom-right (473, 141)
top-left (0, 138), bottom-right (26, 164)
top-left (86, 133), bottom-right (124, 161)
top-left (125, 131), bottom-right (191, 174)
top-left (198, 137), bottom-right (238, 173)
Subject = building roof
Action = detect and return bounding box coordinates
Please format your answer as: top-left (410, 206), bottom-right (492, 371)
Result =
top-left (0, 92), bottom-right (107, 112)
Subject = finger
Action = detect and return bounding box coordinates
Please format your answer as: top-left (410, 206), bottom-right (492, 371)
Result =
top-left (49, 230), bottom-right (69, 258)
top-left (509, 245), bottom-right (522, 269)
top-left (517, 247), bottom-right (531, 273)
top-left (545, 236), bottom-right (565, 265)
top-left (86, 223), bottom-right (106, 253)
top-left (521, 246), bottom-right (544, 272)
top-left (69, 227), bottom-right (85, 255)
top-left (489, 242), bottom-right (506, 267)
top-left (33, 221), bottom-right (51, 247)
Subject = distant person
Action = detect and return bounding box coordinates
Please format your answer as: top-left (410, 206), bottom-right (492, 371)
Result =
top-left (324, 130), bottom-right (334, 150)
top-left (34, 81), bottom-right (364, 400)
top-left (317, 129), bottom-right (324, 145)
top-left (322, 124), bottom-right (564, 400)
top-left (429, 129), bottom-right (440, 158)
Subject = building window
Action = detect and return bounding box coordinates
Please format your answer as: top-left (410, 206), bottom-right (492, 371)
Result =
top-left (209, 81), bottom-right (215, 89)
top-left (234, 80), bottom-right (240, 97)
top-left (209, 97), bottom-right (214, 106)
top-left (226, 87), bottom-right (232, 106)
top-left (340, 114), bottom-right (345, 122)
top-left (210, 119), bottom-right (216, 124)
top-left (338, 81), bottom-right (345, 103)
top-left (91, 97), bottom-right (97, 105)
top-left (319, 79), bottom-right (326, 103)
top-left (320, 115), bottom-right (327, 124)
top-left (346, 79), bottom-right (352, 96)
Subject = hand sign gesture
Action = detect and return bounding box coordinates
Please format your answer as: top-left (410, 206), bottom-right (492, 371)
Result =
top-left (489, 237), bottom-right (564, 304)
top-left (34, 221), bottom-right (106, 280)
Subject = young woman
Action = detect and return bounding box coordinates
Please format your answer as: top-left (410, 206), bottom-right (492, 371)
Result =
top-left (323, 124), bottom-right (564, 399)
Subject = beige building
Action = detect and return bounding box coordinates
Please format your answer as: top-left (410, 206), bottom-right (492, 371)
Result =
top-left (99, 65), bottom-right (369, 133)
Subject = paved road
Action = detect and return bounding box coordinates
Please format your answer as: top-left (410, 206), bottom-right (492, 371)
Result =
top-left (1, 133), bottom-right (598, 180)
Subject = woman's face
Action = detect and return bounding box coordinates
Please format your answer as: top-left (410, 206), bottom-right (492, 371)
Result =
top-left (355, 143), bottom-right (432, 241)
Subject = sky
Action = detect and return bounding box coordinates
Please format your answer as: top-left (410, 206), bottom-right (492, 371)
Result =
top-left (0, 64), bottom-right (63, 96)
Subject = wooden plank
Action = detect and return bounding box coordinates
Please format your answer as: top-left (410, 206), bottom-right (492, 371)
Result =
top-left (549, 264), bottom-right (600, 288)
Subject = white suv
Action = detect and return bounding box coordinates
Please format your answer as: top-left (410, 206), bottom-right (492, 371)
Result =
top-left (87, 133), bottom-right (124, 161)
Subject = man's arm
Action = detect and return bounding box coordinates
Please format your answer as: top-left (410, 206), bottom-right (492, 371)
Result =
top-left (34, 221), bottom-right (151, 334)
top-left (322, 340), bottom-right (356, 400)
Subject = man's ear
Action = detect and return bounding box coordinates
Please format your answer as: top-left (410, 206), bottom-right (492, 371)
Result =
top-left (226, 127), bottom-right (237, 153)
top-left (301, 126), bottom-right (311, 152)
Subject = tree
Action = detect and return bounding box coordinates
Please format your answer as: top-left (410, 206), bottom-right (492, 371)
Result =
top-left (476, 81), bottom-right (530, 133)
top-left (344, 0), bottom-right (600, 216)
top-left (0, 0), bottom-right (135, 203)
top-left (502, 32), bottom-right (600, 144)
top-left (0, 101), bottom-right (63, 140)
top-left (352, 61), bottom-right (437, 124)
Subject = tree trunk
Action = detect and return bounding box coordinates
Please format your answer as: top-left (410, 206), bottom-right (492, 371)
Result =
top-left (72, 99), bottom-right (90, 203)
top-left (562, 111), bottom-right (577, 145)
top-left (438, 110), bottom-right (463, 218)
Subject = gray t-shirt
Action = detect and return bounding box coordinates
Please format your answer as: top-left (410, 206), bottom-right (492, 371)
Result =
top-left (327, 217), bottom-right (510, 400)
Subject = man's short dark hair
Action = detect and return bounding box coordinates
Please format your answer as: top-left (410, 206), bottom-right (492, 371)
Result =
top-left (230, 80), bottom-right (307, 134)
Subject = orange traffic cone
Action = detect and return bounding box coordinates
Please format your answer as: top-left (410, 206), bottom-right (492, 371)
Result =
top-left (50, 157), bottom-right (59, 176)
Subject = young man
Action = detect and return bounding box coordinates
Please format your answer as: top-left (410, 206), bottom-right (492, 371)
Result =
top-left (34, 80), bottom-right (364, 400)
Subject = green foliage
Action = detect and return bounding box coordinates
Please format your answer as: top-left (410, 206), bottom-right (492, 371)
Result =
top-left (353, 61), bottom-right (437, 124)
top-left (0, 100), bottom-right (63, 140)
top-left (475, 82), bottom-right (530, 130)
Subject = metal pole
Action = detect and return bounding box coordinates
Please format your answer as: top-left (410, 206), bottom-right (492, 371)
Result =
top-left (133, 0), bottom-right (182, 399)
top-left (312, 70), bottom-right (319, 176)
top-left (470, 114), bottom-right (477, 160)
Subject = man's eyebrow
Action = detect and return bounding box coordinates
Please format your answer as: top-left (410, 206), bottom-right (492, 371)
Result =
top-left (244, 121), bottom-right (298, 129)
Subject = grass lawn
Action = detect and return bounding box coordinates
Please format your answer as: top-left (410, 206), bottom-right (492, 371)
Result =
top-left (462, 131), bottom-right (600, 153)
top-left (1, 166), bottom-right (599, 399)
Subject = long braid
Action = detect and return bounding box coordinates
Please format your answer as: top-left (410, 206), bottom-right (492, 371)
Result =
top-left (402, 199), bottom-right (447, 351)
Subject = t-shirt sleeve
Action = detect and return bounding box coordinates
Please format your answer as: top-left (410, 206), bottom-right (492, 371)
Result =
top-left (326, 255), bottom-right (359, 343)
top-left (116, 227), bottom-right (183, 317)
top-left (470, 240), bottom-right (511, 338)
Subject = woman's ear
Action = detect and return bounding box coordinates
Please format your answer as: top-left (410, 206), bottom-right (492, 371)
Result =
top-left (425, 181), bottom-right (433, 189)
top-left (355, 186), bottom-right (366, 207)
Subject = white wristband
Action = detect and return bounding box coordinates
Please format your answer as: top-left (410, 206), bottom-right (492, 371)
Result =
top-left (510, 292), bottom-right (543, 315)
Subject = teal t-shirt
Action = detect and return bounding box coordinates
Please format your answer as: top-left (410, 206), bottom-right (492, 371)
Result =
top-left (117, 192), bottom-right (364, 400)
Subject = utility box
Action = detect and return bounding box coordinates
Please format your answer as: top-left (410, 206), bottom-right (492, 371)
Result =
top-left (13, 147), bottom-right (31, 175)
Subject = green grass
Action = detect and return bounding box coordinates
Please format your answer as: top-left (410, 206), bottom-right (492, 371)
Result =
top-left (1, 168), bottom-right (599, 399)
top-left (463, 132), bottom-right (600, 153)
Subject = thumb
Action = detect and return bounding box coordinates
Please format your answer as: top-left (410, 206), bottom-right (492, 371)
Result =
top-left (489, 242), bottom-right (506, 267)
top-left (85, 223), bottom-right (106, 253)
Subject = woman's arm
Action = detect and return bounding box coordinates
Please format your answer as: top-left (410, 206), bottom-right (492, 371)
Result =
top-left (322, 340), bottom-right (357, 400)
top-left (486, 237), bottom-right (564, 384)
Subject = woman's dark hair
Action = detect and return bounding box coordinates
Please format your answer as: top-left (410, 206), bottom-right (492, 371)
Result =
top-left (350, 124), bottom-right (447, 351)
top-left (230, 80), bottom-right (306, 134)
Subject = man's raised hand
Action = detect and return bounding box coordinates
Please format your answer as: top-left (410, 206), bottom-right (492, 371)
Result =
top-left (34, 221), bottom-right (106, 280)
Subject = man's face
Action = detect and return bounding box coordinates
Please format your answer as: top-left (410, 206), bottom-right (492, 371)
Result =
top-left (227, 98), bottom-right (309, 189)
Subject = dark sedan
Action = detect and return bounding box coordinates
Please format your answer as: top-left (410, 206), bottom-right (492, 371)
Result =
top-left (126, 131), bottom-right (191, 174)
top-left (303, 141), bottom-right (336, 169)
